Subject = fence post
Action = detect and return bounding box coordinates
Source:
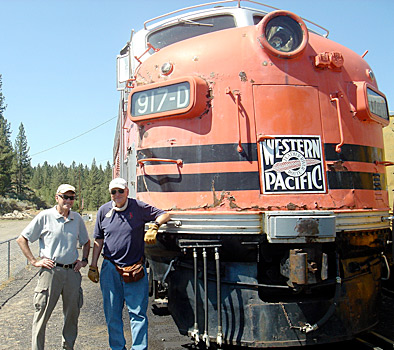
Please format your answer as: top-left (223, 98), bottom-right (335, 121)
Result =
top-left (7, 241), bottom-right (11, 279)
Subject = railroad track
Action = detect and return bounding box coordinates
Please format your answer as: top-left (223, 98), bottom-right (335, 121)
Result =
top-left (382, 287), bottom-right (394, 299)
top-left (356, 331), bottom-right (394, 350)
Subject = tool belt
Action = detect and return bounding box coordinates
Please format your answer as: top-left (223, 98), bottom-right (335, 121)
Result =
top-left (104, 256), bottom-right (145, 283)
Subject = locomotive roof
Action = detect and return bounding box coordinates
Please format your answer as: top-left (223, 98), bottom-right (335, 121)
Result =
top-left (125, 1), bottom-right (327, 57)
top-left (143, 1), bottom-right (327, 35)
top-left (116, 0), bottom-right (328, 90)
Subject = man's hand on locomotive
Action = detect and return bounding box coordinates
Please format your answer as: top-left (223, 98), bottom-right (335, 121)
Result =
top-left (144, 222), bottom-right (160, 245)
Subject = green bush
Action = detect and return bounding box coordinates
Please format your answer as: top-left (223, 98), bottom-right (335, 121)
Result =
top-left (0, 197), bottom-right (35, 215)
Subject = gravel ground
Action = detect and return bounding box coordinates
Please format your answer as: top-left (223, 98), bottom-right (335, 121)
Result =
top-left (0, 262), bottom-right (192, 350)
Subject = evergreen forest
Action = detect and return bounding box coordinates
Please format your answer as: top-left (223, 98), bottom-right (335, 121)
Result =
top-left (0, 74), bottom-right (112, 214)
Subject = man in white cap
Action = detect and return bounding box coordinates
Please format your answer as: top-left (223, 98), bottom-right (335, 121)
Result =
top-left (16, 184), bottom-right (90, 350)
top-left (88, 177), bottom-right (170, 350)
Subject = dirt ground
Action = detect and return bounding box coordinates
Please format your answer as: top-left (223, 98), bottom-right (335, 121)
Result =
top-left (0, 217), bottom-right (192, 350)
top-left (0, 218), bottom-right (33, 241)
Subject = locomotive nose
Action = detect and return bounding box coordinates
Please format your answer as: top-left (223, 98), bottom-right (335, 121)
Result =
top-left (257, 10), bottom-right (309, 58)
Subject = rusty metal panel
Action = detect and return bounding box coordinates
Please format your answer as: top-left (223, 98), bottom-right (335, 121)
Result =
top-left (265, 210), bottom-right (336, 243)
top-left (289, 249), bottom-right (308, 285)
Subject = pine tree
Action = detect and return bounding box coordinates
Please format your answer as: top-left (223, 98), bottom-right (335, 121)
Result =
top-left (0, 75), bottom-right (14, 196)
top-left (86, 158), bottom-right (102, 210)
top-left (102, 161), bottom-right (112, 204)
top-left (14, 123), bottom-right (32, 198)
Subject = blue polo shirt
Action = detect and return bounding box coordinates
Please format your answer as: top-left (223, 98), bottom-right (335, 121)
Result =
top-left (94, 198), bottom-right (165, 266)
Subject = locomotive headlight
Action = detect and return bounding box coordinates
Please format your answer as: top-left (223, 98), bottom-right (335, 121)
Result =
top-left (161, 62), bottom-right (174, 76)
top-left (258, 10), bottom-right (308, 58)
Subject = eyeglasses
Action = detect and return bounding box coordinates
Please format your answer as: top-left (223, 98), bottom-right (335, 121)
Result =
top-left (111, 189), bottom-right (125, 195)
top-left (58, 194), bottom-right (76, 200)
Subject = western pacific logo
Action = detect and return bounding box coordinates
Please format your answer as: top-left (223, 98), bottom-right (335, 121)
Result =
top-left (260, 136), bottom-right (326, 194)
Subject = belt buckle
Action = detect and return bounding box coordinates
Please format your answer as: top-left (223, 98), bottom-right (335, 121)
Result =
top-left (63, 264), bottom-right (71, 269)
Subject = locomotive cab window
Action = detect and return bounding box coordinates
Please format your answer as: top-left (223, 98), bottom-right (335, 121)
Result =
top-left (148, 15), bottom-right (236, 49)
top-left (253, 15), bottom-right (264, 25)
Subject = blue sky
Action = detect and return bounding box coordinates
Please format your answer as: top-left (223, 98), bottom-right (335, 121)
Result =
top-left (0, 0), bottom-right (392, 168)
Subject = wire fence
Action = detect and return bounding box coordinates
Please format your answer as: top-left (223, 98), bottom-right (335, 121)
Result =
top-left (0, 237), bottom-right (39, 284)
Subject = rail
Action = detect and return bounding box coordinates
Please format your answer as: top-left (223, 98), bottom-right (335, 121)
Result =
top-left (0, 237), bottom-right (39, 284)
top-left (356, 331), bottom-right (394, 349)
top-left (143, 0), bottom-right (329, 37)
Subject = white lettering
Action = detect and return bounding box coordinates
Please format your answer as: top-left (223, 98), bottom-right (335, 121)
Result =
top-left (264, 172), bottom-right (276, 190)
top-left (296, 139), bottom-right (304, 155)
top-left (274, 173), bottom-right (286, 190)
top-left (275, 139), bottom-right (283, 159)
top-left (157, 88), bottom-right (168, 111)
top-left (299, 172), bottom-right (308, 190)
top-left (304, 139), bottom-right (312, 158)
top-left (263, 140), bottom-right (275, 165)
top-left (177, 85), bottom-right (189, 108)
top-left (285, 176), bottom-right (295, 190)
top-left (311, 165), bottom-right (323, 189)
top-left (311, 139), bottom-right (321, 158)
top-left (282, 139), bottom-right (290, 155)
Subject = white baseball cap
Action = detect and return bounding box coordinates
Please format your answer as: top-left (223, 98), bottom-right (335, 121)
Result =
top-left (109, 178), bottom-right (128, 192)
top-left (56, 184), bottom-right (76, 194)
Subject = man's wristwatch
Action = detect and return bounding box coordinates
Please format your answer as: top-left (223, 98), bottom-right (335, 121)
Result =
top-left (82, 257), bottom-right (88, 263)
top-left (154, 221), bottom-right (161, 227)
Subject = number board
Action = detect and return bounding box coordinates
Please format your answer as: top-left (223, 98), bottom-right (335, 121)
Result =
top-left (131, 82), bottom-right (190, 117)
top-left (127, 76), bottom-right (208, 122)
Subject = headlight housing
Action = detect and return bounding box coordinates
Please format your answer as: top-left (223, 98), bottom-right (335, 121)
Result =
top-left (258, 10), bottom-right (308, 59)
top-left (354, 82), bottom-right (389, 125)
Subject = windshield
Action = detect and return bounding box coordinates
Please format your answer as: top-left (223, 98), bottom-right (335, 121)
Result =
top-left (148, 15), bottom-right (236, 49)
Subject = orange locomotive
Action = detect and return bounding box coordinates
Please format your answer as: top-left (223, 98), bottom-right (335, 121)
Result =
top-left (113, 1), bottom-right (392, 347)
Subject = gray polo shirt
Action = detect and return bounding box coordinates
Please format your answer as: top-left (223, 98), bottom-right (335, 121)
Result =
top-left (21, 206), bottom-right (89, 264)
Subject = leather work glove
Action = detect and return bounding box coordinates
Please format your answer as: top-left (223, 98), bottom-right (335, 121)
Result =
top-left (88, 265), bottom-right (99, 283)
top-left (144, 223), bottom-right (159, 245)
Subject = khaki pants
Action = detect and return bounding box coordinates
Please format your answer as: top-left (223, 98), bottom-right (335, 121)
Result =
top-left (32, 267), bottom-right (83, 350)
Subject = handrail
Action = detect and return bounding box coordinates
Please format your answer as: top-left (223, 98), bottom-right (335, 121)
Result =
top-left (143, 0), bottom-right (329, 37)
top-left (375, 161), bottom-right (394, 167)
top-left (126, 43), bottom-right (160, 89)
top-left (235, 91), bottom-right (243, 153)
top-left (257, 134), bottom-right (275, 142)
top-left (226, 88), bottom-right (244, 153)
top-left (330, 92), bottom-right (344, 153)
top-left (138, 158), bottom-right (183, 166)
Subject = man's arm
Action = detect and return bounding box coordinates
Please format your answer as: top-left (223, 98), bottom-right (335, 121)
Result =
top-left (88, 238), bottom-right (103, 283)
top-left (82, 239), bottom-right (91, 262)
top-left (16, 235), bottom-right (54, 269)
top-left (74, 239), bottom-right (91, 272)
top-left (155, 212), bottom-right (170, 226)
top-left (91, 238), bottom-right (104, 267)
